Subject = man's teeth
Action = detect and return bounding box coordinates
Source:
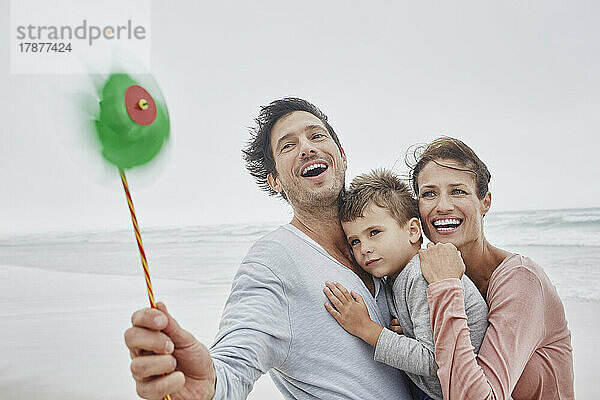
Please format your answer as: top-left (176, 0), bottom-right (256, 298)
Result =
top-left (302, 163), bottom-right (327, 175)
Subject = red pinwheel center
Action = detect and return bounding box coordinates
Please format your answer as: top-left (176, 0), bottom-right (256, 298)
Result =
top-left (125, 85), bottom-right (157, 126)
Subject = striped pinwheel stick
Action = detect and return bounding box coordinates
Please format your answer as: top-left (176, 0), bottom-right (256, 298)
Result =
top-left (119, 169), bottom-right (172, 400)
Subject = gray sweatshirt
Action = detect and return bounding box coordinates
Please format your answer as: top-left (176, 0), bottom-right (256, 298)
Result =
top-left (209, 224), bottom-right (414, 399)
top-left (374, 255), bottom-right (489, 400)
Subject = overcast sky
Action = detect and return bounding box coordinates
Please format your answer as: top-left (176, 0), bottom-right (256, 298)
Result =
top-left (1, 0), bottom-right (599, 235)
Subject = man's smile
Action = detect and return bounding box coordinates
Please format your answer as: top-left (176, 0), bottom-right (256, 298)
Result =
top-left (298, 159), bottom-right (329, 181)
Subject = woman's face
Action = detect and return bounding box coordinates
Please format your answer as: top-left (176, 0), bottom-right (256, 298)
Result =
top-left (417, 159), bottom-right (491, 249)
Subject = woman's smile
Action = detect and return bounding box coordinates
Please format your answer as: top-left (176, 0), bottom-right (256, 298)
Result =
top-left (431, 217), bottom-right (463, 234)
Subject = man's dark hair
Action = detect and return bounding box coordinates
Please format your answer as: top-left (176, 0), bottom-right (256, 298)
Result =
top-left (242, 97), bottom-right (343, 200)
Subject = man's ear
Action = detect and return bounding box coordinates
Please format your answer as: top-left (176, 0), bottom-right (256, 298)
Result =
top-left (481, 191), bottom-right (492, 216)
top-left (267, 173), bottom-right (282, 194)
top-left (341, 148), bottom-right (348, 171)
top-left (408, 217), bottom-right (422, 244)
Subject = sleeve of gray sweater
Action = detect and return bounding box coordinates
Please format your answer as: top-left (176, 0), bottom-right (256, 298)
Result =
top-left (374, 262), bottom-right (438, 377)
top-left (210, 260), bottom-right (291, 399)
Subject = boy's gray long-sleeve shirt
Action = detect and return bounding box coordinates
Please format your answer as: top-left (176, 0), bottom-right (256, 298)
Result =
top-left (209, 225), bottom-right (414, 400)
top-left (374, 255), bottom-right (489, 400)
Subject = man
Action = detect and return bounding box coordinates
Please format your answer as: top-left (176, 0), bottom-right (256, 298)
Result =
top-left (124, 98), bottom-right (413, 399)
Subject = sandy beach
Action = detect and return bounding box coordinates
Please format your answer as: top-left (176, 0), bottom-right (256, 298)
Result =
top-left (1, 264), bottom-right (596, 399)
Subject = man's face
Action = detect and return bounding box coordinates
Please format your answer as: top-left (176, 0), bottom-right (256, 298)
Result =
top-left (267, 111), bottom-right (347, 208)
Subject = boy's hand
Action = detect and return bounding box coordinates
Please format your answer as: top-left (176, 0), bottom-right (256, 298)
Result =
top-left (390, 318), bottom-right (403, 334)
top-left (324, 281), bottom-right (383, 347)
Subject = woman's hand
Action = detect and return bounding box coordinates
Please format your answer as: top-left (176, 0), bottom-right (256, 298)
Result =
top-left (419, 242), bottom-right (466, 284)
top-left (324, 281), bottom-right (383, 347)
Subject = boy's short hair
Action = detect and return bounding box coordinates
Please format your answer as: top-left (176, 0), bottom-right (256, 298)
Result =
top-left (339, 169), bottom-right (419, 226)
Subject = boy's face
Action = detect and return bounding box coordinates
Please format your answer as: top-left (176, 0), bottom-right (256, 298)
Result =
top-left (342, 204), bottom-right (421, 281)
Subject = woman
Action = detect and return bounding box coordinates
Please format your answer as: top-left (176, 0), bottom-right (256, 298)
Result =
top-left (410, 137), bottom-right (574, 399)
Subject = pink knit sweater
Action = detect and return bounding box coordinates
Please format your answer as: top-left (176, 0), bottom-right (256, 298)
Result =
top-left (426, 254), bottom-right (574, 400)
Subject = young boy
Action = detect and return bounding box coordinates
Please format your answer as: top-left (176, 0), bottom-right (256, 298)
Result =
top-left (323, 169), bottom-right (488, 400)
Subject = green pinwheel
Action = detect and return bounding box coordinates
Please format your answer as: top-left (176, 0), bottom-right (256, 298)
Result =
top-left (95, 73), bottom-right (169, 169)
top-left (85, 72), bottom-right (172, 400)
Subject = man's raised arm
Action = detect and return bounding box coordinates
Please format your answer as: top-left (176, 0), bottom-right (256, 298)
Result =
top-left (124, 302), bottom-right (216, 400)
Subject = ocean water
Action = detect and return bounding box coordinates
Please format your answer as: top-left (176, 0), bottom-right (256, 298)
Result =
top-left (1, 208), bottom-right (599, 301)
